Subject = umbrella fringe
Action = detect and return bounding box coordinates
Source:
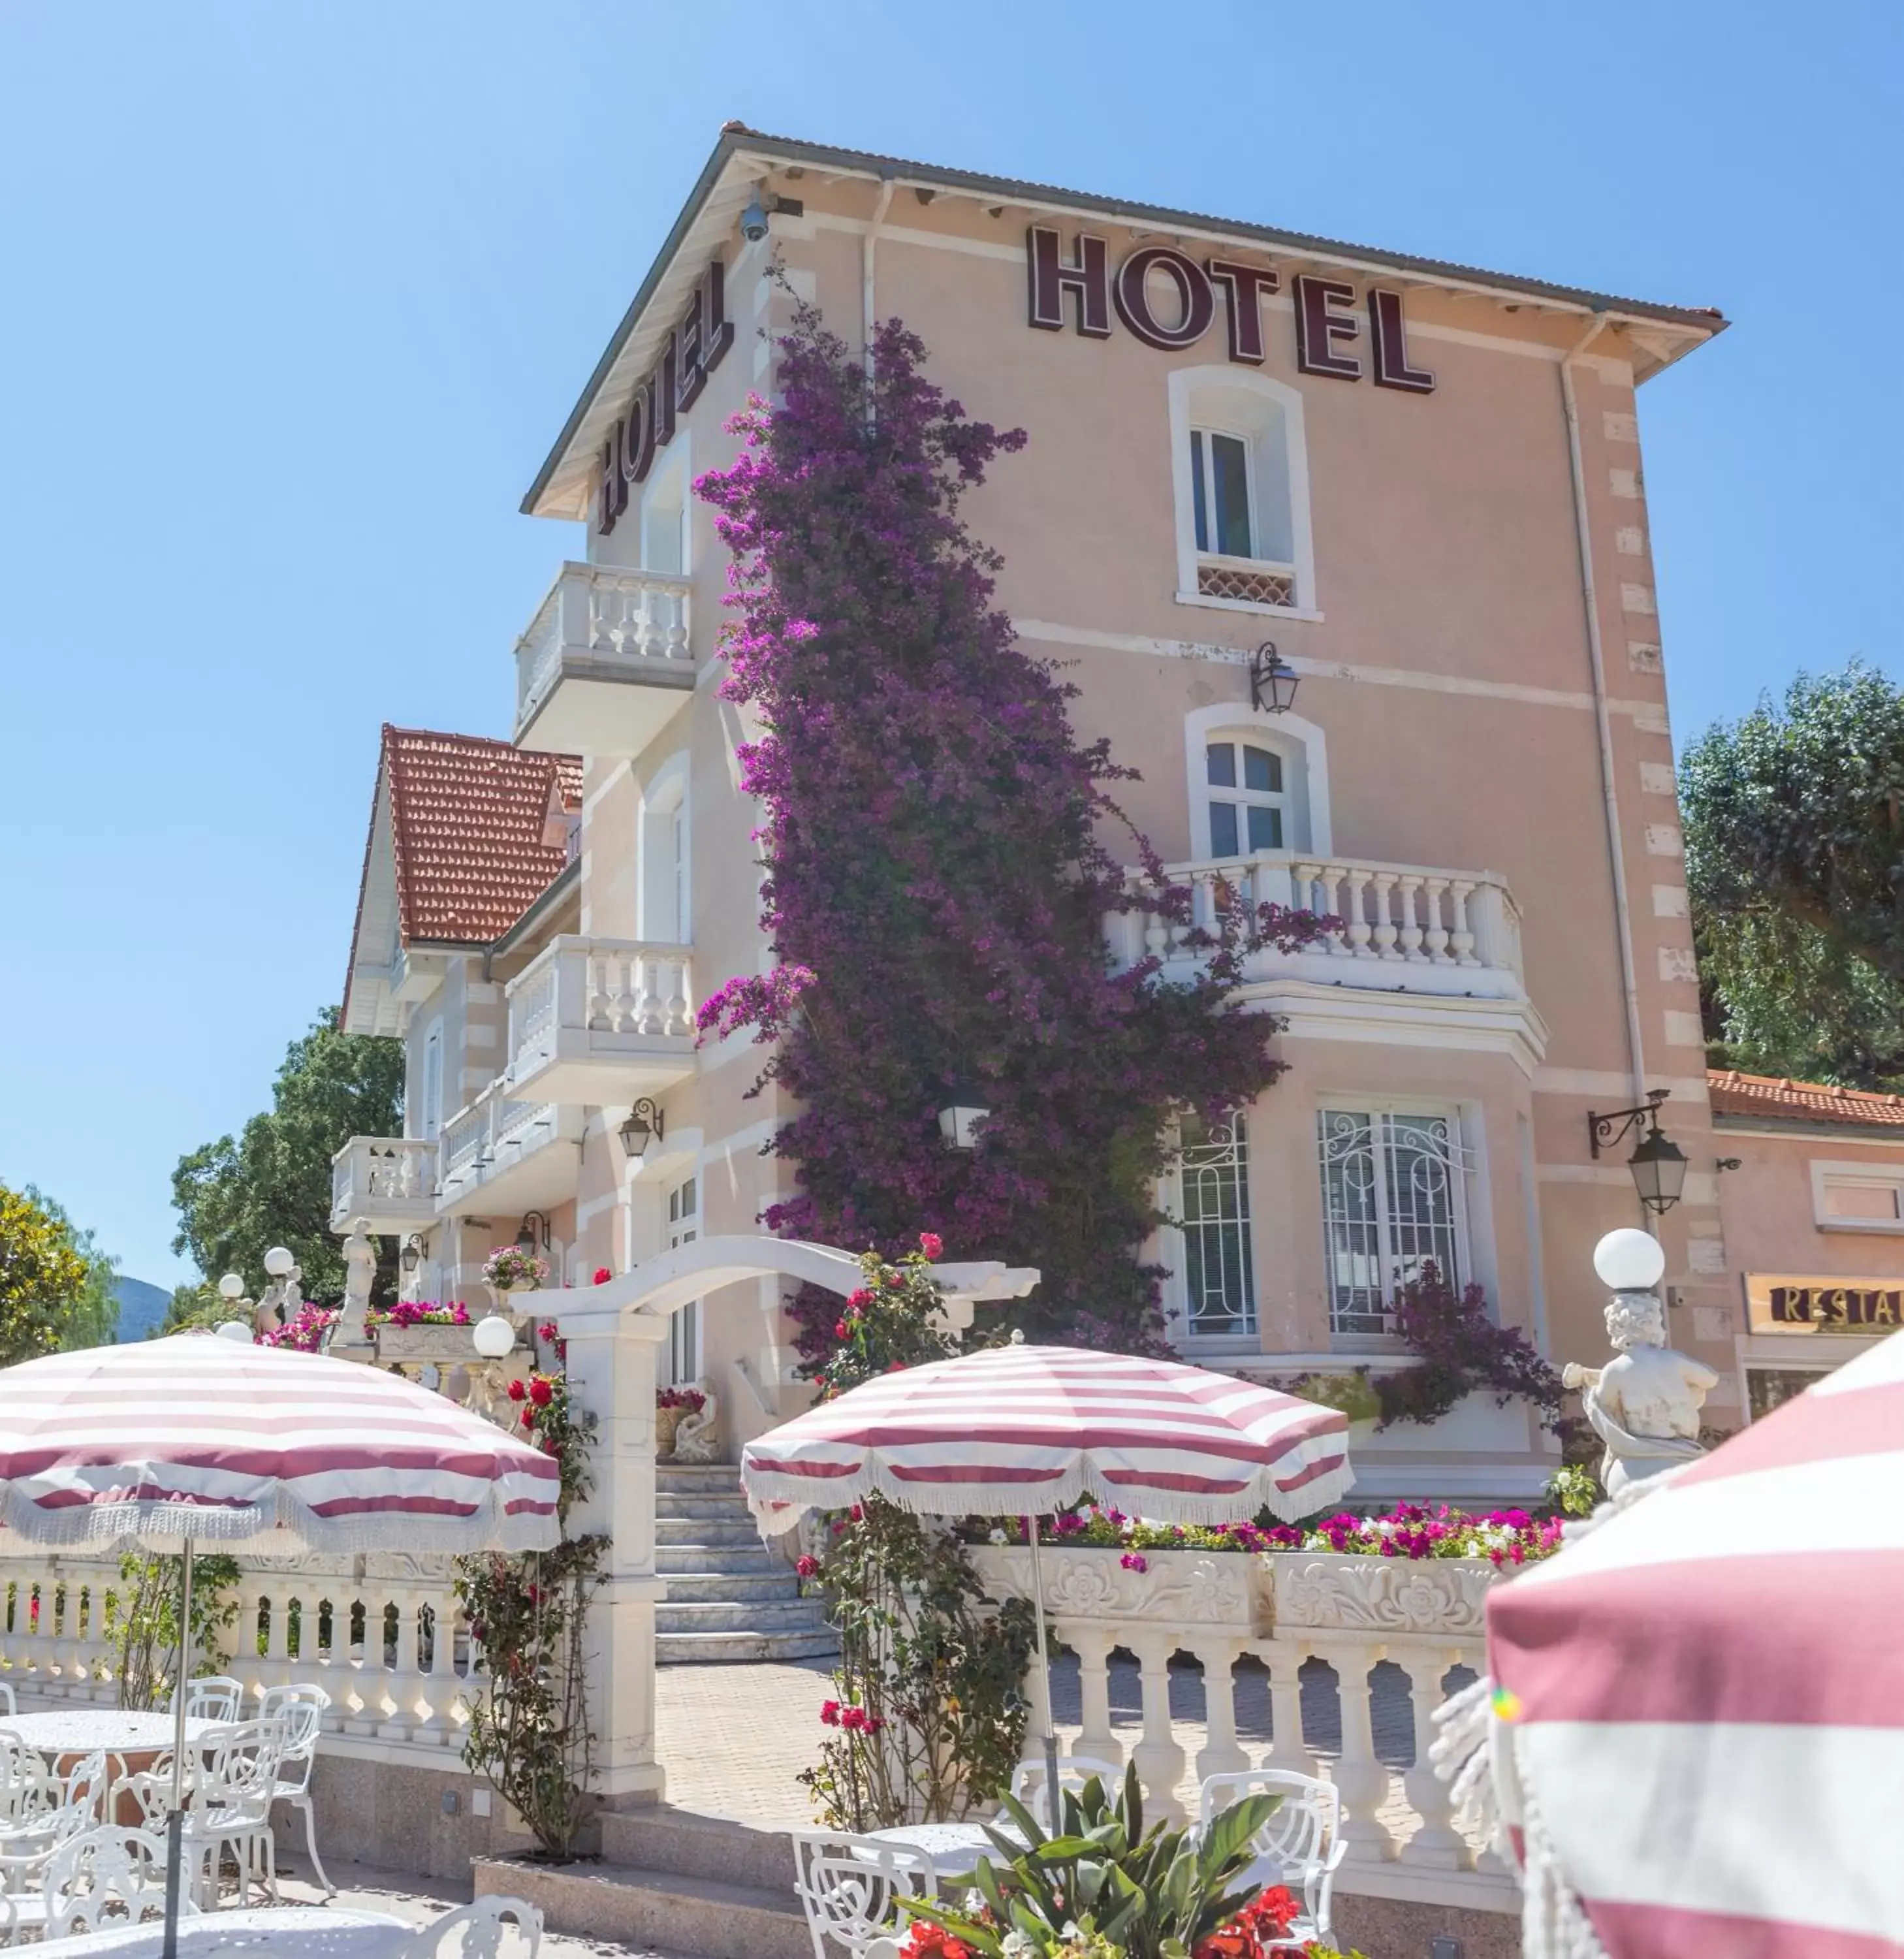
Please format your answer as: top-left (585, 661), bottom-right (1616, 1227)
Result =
top-left (1517, 1726), bottom-right (1610, 1959)
top-left (741, 1457), bottom-right (1356, 1532)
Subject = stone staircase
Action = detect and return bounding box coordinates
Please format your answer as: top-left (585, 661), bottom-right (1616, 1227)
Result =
top-left (656, 1462), bottom-right (837, 1664)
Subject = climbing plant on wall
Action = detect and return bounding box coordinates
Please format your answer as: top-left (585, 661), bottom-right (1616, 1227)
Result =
top-left (694, 298), bottom-right (1331, 1362)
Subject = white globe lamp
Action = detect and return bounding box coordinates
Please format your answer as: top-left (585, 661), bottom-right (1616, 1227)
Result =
top-left (217, 1273), bottom-right (246, 1301)
top-left (263, 1246), bottom-right (296, 1278)
top-left (1593, 1228), bottom-right (1665, 1295)
top-left (472, 1314), bottom-right (516, 1361)
top-left (215, 1321), bottom-right (253, 1343)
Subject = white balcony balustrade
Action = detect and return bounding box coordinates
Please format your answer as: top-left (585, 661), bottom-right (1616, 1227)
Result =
top-left (330, 1137), bottom-right (439, 1234)
top-left (503, 936), bottom-right (695, 1108)
top-left (513, 561), bottom-right (694, 757)
top-left (436, 1077), bottom-right (583, 1218)
top-left (1111, 852), bottom-right (1526, 1004)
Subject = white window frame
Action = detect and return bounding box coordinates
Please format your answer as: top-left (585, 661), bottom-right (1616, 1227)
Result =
top-left (419, 1019), bottom-right (444, 1143)
top-left (1170, 1114), bottom-right (1259, 1345)
top-left (1810, 1159), bottom-right (1904, 1233)
top-left (1203, 735), bottom-right (1292, 859)
top-left (666, 1173), bottom-right (701, 1387)
top-left (1182, 704), bottom-right (1331, 859)
top-left (1190, 426), bottom-right (1258, 560)
top-left (639, 752), bottom-right (691, 944)
top-left (1317, 1100), bottom-right (1476, 1341)
top-left (1169, 365), bottom-right (1319, 620)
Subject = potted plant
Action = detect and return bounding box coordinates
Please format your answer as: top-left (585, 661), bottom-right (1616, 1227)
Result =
top-left (655, 1384), bottom-right (705, 1460)
top-left (483, 1245), bottom-right (550, 1302)
top-left (366, 1300), bottom-right (482, 1366)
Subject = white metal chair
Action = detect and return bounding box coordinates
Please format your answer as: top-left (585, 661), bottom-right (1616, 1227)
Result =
top-left (402, 1895), bottom-right (544, 1959)
top-left (174, 1675), bottom-right (246, 1723)
top-left (42, 1825), bottom-right (201, 1939)
top-left (0, 1683), bottom-right (14, 1719)
top-left (1006, 1751), bottom-right (1124, 1818)
top-left (0, 1738), bottom-right (57, 1828)
top-left (257, 1682), bottom-right (334, 1896)
top-left (789, 1830), bottom-right (941, 1959)
top-left (118, 1716), bottom-right (287, 1907)
top-left (1196, 1770), bottom-right (1344, 1950)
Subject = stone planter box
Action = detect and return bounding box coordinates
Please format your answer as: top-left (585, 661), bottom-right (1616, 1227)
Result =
top-left (372, 1324), bottom-right (487, 1366)
top-left (1268, 1551), bottom-right (1498, 1640)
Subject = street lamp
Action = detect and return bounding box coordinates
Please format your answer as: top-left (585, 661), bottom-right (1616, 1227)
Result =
top-left (936, 1081), bottom-right (992, 1151)
top-left (619, 1098), bottom-right (665, 1156)
top-left (472, 1315), bottom-right (516, 1360)
top-left (1248, 642), bottom-right (1300, 716)
top-left (398, 1235), bottom-right (423, 1278)
top-left (1587, 1089), bottom-right (1688, 1216)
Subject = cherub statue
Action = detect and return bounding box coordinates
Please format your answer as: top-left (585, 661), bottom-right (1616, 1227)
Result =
top-left (335, 1219), bottom-right (377, 1346)
top-left (672, 1378), bottom-right (721, 1463)
top-left (1563, 1284), bottom-right (1717, 1497)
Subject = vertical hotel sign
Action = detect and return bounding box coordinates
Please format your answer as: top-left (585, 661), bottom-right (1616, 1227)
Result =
top-left (596, 257), bottom-right (734, 535)
top-left (1745, 1275), bottom-right (1904, 1335)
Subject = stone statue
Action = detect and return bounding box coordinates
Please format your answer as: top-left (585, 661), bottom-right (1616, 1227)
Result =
top-left (336, 1219), bottom-right (377, 1346)
top-left (1563, 1285), bottom-right (1717, 1497)
top-left (253, 1276), bottom-right (286, 1338)
top-left (673, 1378), bottom-right (721, 1463)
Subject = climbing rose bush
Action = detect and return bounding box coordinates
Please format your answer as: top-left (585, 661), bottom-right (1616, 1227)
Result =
top-left (693, 296), bottom-right (1332, 1360)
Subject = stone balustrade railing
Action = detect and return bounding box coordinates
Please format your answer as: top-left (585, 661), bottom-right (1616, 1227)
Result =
top-left (1110, 852), bottom-right (1525, 1001)
top-left (0, 1550), bottom-right (479, 1760)
top-left (971, 1546), bottom-right (1510, 1889)
top-left (515, 562), bottom-right (692, 733)
top-left (329, 1136), bottom-right (439, 1232)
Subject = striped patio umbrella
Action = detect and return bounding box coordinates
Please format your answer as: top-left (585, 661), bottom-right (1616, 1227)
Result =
top-left (740, 1339), bottom-right (1352, 1824)
top-left (1456, 1329), bottom-right (1904, 1958)
top-left (0, 1332), bottom-right (562, 1553)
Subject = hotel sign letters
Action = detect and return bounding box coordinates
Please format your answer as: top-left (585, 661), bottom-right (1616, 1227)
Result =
top-left (597, 257), bottom-right (735, 534)
top-left (1026, 227), bottom-right (1435, 392)
top-left (1745, 1273), bottom-right (1904, 1335)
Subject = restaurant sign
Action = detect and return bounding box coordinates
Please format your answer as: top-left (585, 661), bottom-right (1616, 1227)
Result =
top-left (1745, 1273), bottom-right (1904, 1335)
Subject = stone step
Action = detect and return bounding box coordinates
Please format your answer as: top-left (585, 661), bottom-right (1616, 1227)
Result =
top-left (599, 1804), bottom-right (799, 1890)
top-left (657, 1626), bottom-right (840, 1664)
top-left (654, 1544), bottom-right (784, 1577)
top-left (654, 1463), bottom-right (747, 1492)
top-left (475, 1853), bottom-right (807, 1959)
top-left (655, 1491), bottom-right (759, 1521)
top-left (656, 1597), bottom-right (829, 1636)
top-left (659, 1570), bottom-right (806, 1604)
top-left (656, 1516), bottom-right (763, 1548)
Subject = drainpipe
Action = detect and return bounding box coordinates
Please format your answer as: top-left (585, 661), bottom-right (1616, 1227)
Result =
top-left (1559, 311), bottom-right (1649, 1109)
top-left (863, 172), bottom-right (896, 381)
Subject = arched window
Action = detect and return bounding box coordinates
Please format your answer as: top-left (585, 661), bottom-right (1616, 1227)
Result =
top-left (1182, 705), bottom-right (1331, 861)
top-left (1204, 737), bottom-right (1289, 857)
top-left (1169, 366), bottom-right (1317, 616)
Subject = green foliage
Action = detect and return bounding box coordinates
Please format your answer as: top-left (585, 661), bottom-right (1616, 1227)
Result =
top-left (163, 1283), bottom-right (233, 1335)
top-left (171, 1007), bottom-right (404, 1303)
top-left (1547, 1462), bottom-right (1601, 1519)
top-left (1683, 661), bottom-right (1904, 1087)
top-left (908, 1766), bottom-right (1279, 1959)
top-left (114, 1552), bottom-right (243, 1711)
top-left (0, 1182), bottom-right (115, 1363)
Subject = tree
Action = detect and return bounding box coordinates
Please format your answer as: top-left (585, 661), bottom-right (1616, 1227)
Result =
top-left (0, 1183), bottom-right (116, 1362)
top-left (1681, 663), bottom-right (1904, 1088)
top-left (171, 1008), bottom-right (404, 1303)
top-left (693, 300), bottom-right (1330, 1360)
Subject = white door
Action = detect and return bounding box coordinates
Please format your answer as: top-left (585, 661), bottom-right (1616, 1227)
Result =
top-left (667, 1175), bottom-right (701, 1385)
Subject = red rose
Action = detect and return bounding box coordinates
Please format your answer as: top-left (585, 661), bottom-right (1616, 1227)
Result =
top-left (795, 1554), bottom-right (819, 1578)
top-left (507, 1379), bottom-right (527, 1402)
top-left (834, 1320), bottom-right (849, 1339)
top-left (520, 1409), bottom-right (534, 1428)
top-left (885, 1271), bottom-right (904, 1289)
top-left (918, 1232), bottom-right (943, 1260)
top-left (538, 1321), bottom-right (559, 1341)
top-left (819, 1699), bottom-right (840, 1727)
top-left (529, 1377), bottom-right (554, 1407)
top-left (593, 1267), bottom-right (612, 1285)
top-left (848, 1288), bottom-right (874, 1309)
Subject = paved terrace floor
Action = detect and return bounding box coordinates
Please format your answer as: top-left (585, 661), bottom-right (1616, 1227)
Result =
top-left (656, 1650), bottom-right (1477, 1843)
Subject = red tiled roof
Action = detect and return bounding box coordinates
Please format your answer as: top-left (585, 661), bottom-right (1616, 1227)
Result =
top-left (1707, 1068), bottom-right (1904, 1131)
top-left (381, 725), bottom-right (582, 944)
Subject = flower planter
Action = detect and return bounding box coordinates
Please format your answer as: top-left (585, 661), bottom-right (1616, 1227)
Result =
top-left (971, 1546), bottom-right (1271, 1636)
top-left (373, 1324), bottom-right (484, 1367)
top-left (1267, 1550), bottom-right (1499, 1638)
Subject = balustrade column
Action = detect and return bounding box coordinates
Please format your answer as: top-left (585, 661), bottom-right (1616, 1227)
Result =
top-left (1371, 874), bottom-right (1401, 959)
top-left (1192, 1638), bottom-right (1248, 1785)
top-left (1397, 876), bottom-right (1425, 960)
top-left (1256, 1640), bottom-right (1316, 1779)
top-left (1331, 1645), bottom-right (1397, 1864)
top-left (1128, 1634), bottom-right (1187, 1824)
top-left (1316, 868), bottom-right (1346, 951)
top-left (410, 1584), bottom-right (450, 1746)
top-left (1450, 882), bottom-right (1479, 966)
top-left (1344, 872), bottom-right (1375, 957)
top-left (1423, 878), bottom-right (1452, 963)
top-left (1067, 1626), bottom-right (1121, 1768)
top-left (1399, 1651), bottom-right (1468, 1869)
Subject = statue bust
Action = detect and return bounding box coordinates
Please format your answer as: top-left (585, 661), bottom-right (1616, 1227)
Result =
top-left (336, 1218), bottom-right (377, 1346)
top-left (1563, 1230), bottom-right (1717, 1497)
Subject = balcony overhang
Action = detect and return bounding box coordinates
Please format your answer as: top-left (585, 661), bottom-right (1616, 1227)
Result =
top-left (436, 1094), bottom-right (586, 1220)
top-left (507, 1040), bottom-right (697, 1111)
top-left (330, 1138), bottom-right (440, 1237)
top-left (515, 661), bottom-right (694, 758)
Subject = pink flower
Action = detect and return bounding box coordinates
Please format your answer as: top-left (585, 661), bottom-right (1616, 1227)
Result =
top-left (795, 1555), bottom-right (819, 1578)
top-left (538, 1322), bottom-right (559, 1342)
top-left (848, 1288), bottom-right (875, 1309)
top-left (819, 1699), bottom-right (840, 1727)
top-left (834, 1319), bottom-right (849, 1339)
top-left (1119, 1552), bottom-right (1148, 1574)
top-left (918, 1232), bottom-right (943, 1260)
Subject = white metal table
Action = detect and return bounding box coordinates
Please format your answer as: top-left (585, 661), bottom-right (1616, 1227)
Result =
top-left (865, 1819), bottom-right (1023, 1878)
top-left (0, 1713), bottom-right (219, 1761)
top-left (34, 1905), bottom-right (413, 1958)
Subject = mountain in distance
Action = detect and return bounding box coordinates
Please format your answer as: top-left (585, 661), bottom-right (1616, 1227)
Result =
top-left (112, 1275), bottom-right (171, 1342)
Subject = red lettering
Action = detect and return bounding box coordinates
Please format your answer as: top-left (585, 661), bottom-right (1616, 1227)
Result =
top-left (1113, 247), bottom-right (1215, 351)
top-left (1294, 275), bottom-right (1361, 379)
top-left (1026, 227), bottom-right (1111, 338)
top-left (1369, 288), bottom-right (1435, 394)
top-left (1206, 259), bottom-right (1280, 364)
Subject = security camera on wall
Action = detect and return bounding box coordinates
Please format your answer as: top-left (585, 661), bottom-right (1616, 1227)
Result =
top-left (739, 191), bottom-right (769, 243)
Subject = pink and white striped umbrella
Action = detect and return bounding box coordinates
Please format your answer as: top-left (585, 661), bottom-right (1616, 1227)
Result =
top-left (0, 1333), bottom-right (560, 1555)
top-left (1480, 1330), bottom-right (1904, 1958)
top-left (740, 1341), bottom-right (1354, 1531)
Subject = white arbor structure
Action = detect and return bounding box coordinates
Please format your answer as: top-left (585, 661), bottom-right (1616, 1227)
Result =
top-left (533, 1235), bottom-right (1036, 1803)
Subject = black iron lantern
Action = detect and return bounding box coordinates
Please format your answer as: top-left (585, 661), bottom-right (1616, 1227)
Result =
top-left (936, 1081), bottom-right (992, 1151)
top-left (1248, 642), bottom-right (1300, 716)
top-left (398, 1234), bottom-right (422, 1276)
top-left (619, 1098), bottom-right (664, 1156)
top-left (1588, 1088), bottom-right (1688, 1216)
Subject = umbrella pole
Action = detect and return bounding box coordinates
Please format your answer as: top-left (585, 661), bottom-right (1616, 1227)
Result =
top-left (162, 1537), bottom-right (193, 1959)
top-left (1025, 1515), bottom-right (1060, 1834)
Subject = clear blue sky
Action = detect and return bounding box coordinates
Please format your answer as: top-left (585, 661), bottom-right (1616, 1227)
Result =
top-left (2, 2), bottom-right (1897, 1290)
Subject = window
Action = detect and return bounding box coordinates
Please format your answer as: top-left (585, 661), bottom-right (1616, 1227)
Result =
top-left (1811, 1162), bottom-right (1904, 1233)
top-left (1190, 430), bottom-right (1254, 559)
top-left (666, 1175), bottom-right (701, 1386)
top-left (1179, 1115), bottom-right (1257, 1338)
top-left (1746, 1366), bottom-right (1831, 1422)
top-left (1318, 1106), bottom-right (1472, 1337)
top-left (419, 1021), bottom-right (443, 1143)
top-left (641, 765), bottom-right (690, 943)
top-left (1206, 741), bottom-right (1286, 857)
top-left (1170, 366), bottom-right (1313, 614)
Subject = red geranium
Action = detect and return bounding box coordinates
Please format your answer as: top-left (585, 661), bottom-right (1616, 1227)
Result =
top-left (898, 1925), bottom-right (970, 1959)
top-left (593, 1267), bottom-right (612, 1284)
top-left (506, 1378), bottom-right (527, 1402)
top-left (918, 1232), bottom-right (943, 1260)
top-left (528, 1377), bottom-right (554, 1407)
top-left (795, 1554), bottom-right (819, 1578)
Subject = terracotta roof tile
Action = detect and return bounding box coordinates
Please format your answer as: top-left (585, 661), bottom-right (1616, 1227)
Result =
top-left (1707, 1068), bottom-right (1904, 1130)
top-left (382, 725), bottom-right (581, 945)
